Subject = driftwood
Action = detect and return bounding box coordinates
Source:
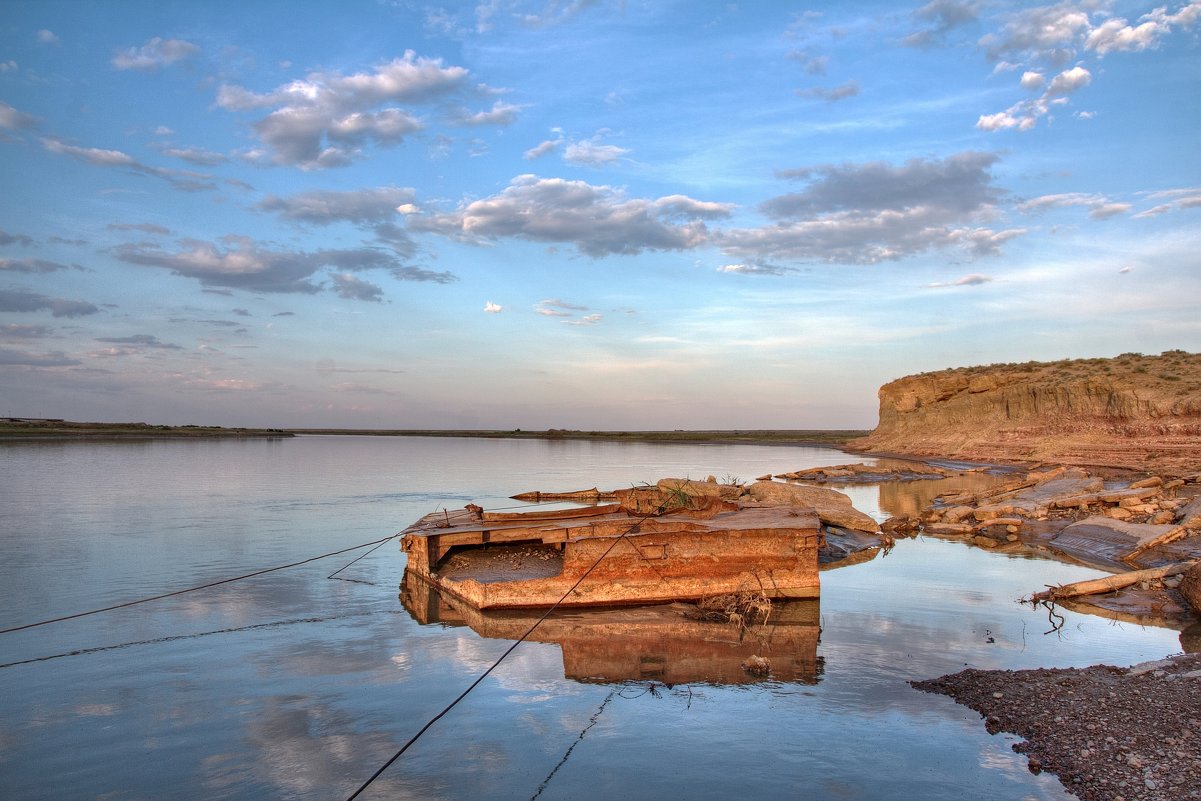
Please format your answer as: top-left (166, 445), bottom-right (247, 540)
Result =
top-left (510, 488), bottom-right (616, 502)
top-left (1031, 560), bottom-right (1198, 602)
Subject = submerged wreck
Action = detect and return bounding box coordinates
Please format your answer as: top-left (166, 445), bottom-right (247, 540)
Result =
top-left (401, 571), bottom-right (823, 684)
top-left (400, 478), bottom-right (880, 610)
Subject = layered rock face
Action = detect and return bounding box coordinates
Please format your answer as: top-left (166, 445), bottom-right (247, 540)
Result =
top-left (852, 351), bottom-right (1201, 472)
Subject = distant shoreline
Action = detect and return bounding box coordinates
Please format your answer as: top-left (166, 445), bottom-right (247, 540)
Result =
top-left (0, 419), bottom-right (866, 446)
top-left (288, 428), bottom-right (868, 447)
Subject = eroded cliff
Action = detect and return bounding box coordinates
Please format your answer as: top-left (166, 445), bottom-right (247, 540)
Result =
top-left (852, 351), bottom-right (1201, 472)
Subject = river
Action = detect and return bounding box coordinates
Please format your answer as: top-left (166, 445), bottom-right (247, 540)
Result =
top-left (0, 436), bottom-right (1183, 800)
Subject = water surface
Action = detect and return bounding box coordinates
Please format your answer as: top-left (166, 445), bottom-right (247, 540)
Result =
top-left (0, 437), bottom-right (1183, 800)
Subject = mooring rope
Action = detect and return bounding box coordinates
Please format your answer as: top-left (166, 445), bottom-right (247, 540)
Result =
top-left (529, 690), bottom-right (616, 800)
top-left (0, 532), bottom-right (402, 636)
top-left (344, 513), bottom-right (652, 801)
top-left (0, 609), bottom-right (405, 670)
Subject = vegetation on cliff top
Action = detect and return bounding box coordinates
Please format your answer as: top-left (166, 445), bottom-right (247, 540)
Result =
top-left (860, 350), bottom-right (1201, 472)
top-left (899, 350), bottom-right (1201, 394)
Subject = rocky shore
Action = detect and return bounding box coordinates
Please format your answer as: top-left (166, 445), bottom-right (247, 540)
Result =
top-left (761, 452), bottom-right (1201, 800)
top-left (913, 653), bottom-right (1201, 801)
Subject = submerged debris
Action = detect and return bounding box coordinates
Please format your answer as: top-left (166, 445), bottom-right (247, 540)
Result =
top-left (741, 654), bottom-right (772, 676)
top-left (685, 588), bottom-right (773, 630)
top-left (776, 461), bottom-right (957, 483)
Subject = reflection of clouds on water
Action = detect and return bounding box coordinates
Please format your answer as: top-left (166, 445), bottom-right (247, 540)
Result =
top-left (251, 626), bottom-right (417, 680)
top-left (211, 696), bottom-right (435, 800)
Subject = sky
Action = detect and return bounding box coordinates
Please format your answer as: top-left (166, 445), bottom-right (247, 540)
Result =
top-left (1, 0), bottom-right (1199, 430)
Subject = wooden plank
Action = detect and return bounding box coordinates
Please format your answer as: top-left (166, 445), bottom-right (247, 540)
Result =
top-left (482, 504), bottom-right (620, 522)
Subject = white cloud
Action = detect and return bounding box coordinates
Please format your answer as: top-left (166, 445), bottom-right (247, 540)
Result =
top-left (452, 101), bottom-right (522, 126)
top-left (0, 258), bottom-right (81, 273)
top-left (41, 137), bottom-right (215, 191)
top-left (1085, 3), bottom-right (1201, 55)
top-left (978, 65), bottom-right (1090, 132)
top-left (567, 313), bottom-right (603, 326)
top-left (0, 289), bottom-right (99, 317)
top-left (95, 334), bottom-right (182, 350)
top-left (160, 146), bottom-right (228, 166)
top-left (926, 273), bottom-right (993, 288)
top-left (36, 29), bottom-right (59, 45)
top-left (1132, 203), bottom-right (1174, 219)
top-left (563, 134), bottom-right (630, 166)
top-left (520, 0), bottom-right (603, 28)
top-left (0, 60), bottom-right (16, 73)
top-left (112, 235), bottom-right (416, 295)
top-left (1019, 192), bottom-right (1130, 220)
top-left (717, 263), bottom-right (792, 276)
top-left (723, 152), bottom-right (1016, 264)
top-left (330, 273), bottom-right (384, 302)
top-left (536, 298), bottom-right (588, 315)
top-left (216, 51), bottom-right (490, 168)
top-left (0, 101), bottom-right (39, 131)
top-left (903, 0), bottom-right (982, 48)
top-left (975, 3), bottom-right (1200, 131)
top-left (795, 80), bottom-right (860, 102)
top-left (533, 299), bottom-right (602, 325)
top-left (1089, 202), bottom-right (1131, 219)
top-left (0, 347), bottom-right (79, 367)
top-left (786, 49), bottom-right (828, 74)
top-left (257, 186), bottom-right (421, 256)
top-left (258, 186), bottom-right (417, 225)
top-left (484, 301), bottom-right (503, 313)
top-left (1046, 65), bottom-right (1090, 95)
top-left (523, 138), bottom-right (561, 160)
top-left (979, 3), bottom-right (1092, 65)
top-left (411, 174), bottom-right (726, 257)
top-left (112, 37), bottom-right (200, 71)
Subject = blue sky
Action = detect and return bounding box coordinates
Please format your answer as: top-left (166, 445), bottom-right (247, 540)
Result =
top-left (2, 1), bottom-right (1199, 429)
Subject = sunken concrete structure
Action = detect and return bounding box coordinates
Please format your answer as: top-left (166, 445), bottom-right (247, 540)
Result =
top-left (400, 480), bottom-right (825, 610)
top-left (401, 571), bottom-right (823, 684)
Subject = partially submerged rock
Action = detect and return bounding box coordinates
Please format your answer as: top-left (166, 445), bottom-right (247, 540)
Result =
top-left (774, 461), bottom-right (952, 483)
top-left (896, 463), bottom-right (1201, 626)
top-left (745, 480), bottom-right (879, 533)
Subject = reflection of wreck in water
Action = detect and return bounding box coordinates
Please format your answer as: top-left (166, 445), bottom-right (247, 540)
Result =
top-left (400, 481), bottom-right (828, 611)
top-left (401, 571), bottom-right (824, 685)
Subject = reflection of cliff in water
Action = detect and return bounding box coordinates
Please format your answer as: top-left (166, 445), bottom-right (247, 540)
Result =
top-left (401, 572), bottom-right (823, 685)
top-left (876, 470), bottom-right (1009, 518)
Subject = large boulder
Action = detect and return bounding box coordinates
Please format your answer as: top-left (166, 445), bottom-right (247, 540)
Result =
top-left (746, 481), bottom-right (878, 533)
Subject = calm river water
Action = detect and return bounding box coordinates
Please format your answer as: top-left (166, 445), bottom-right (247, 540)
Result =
top-left (0, 436), bottom-right (1185, 800)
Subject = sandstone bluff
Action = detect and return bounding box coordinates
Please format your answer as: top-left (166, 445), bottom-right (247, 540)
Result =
top-left (852, 350), bottom-right (1201, 473)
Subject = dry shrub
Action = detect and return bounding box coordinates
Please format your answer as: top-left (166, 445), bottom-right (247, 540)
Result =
top-left (686, 587), bottom-right (772, 630)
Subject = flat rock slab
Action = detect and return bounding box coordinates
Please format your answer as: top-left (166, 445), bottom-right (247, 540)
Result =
top-left (746, 480), bottom-right (879, 533)
top-left (1050, 515), bottom-right (1176, 569)
top-left (997, 475), bottom-right (1105, 514)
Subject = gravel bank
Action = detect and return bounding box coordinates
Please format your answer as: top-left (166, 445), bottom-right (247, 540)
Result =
top-left (912, 653), bottom-right (1201, 801)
